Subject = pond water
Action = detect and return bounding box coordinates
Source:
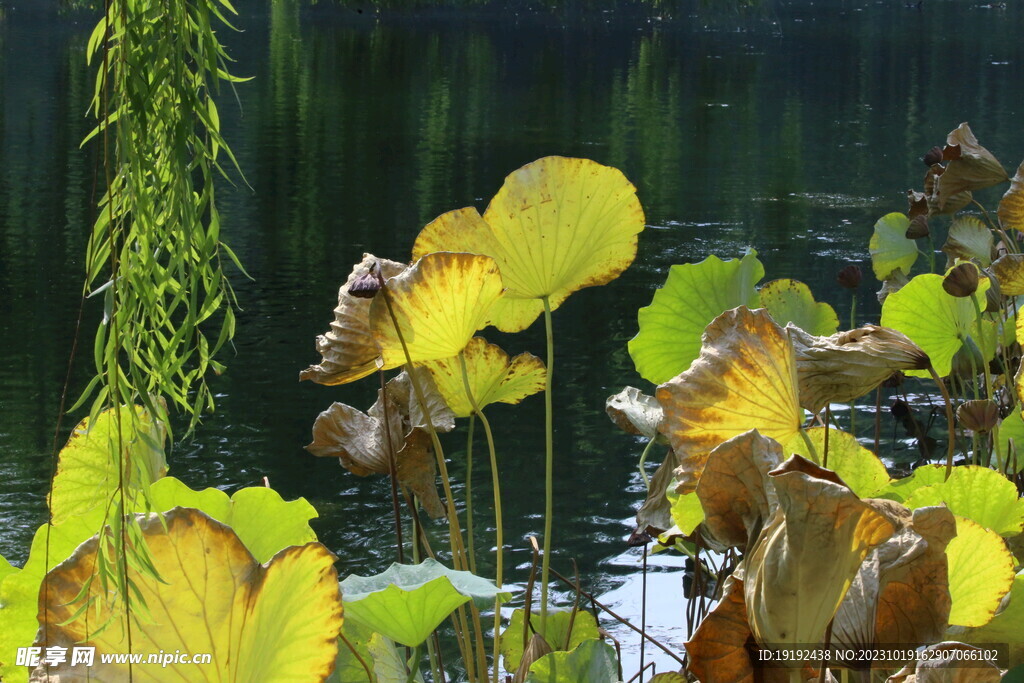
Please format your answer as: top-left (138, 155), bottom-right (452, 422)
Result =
top-left (1, 0), bottom-right (1023, 676)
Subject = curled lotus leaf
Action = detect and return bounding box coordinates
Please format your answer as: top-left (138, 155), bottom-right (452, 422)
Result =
top-left (925, 164), bottom-right (973, 217)
top-left (936, 123), bottom-right (1009, 210)
top-left (902, 465), bottom-right (1024, 537)
top-left (696, 429), bottom-right (783, 549)
top-left (657, 306), bottom-right (802, 495)
top-left (760, 279), bottom-right (839, 336)
top-left (998, 160), bottom-right (1024, 232)
top-left (991, 253), bottom-right (1024, 296)
top-left (945, 515), bottom-right (1015, 628)
top-left (340, 558), bottom-right (512, 648)
top-left (606, 386), bottom-right (664, 441)
top-left (424, 336), bottom-right (546, 418)
top-left (629, 251), bottom-right (764, 385)
top-left (832, 506), bottom-right (955, 652)
top-left (880, 272), bottom-right (991, 378)
top-left (33, 508), bottom-right (343, 682)
top-left (634, 447), bottom-right (679, 535)
top-left (744, 457), bottom-right (895, 645)
top-left (788, 324), bottom-right (929, 413)
top-left (888, 642), bottom-right (1002, 683)
top-left (369, 252), bottom-right (504, 369)
top-left (942, 216), bottom-right (995, 268)
top-left (300, 253), bottom-right (407, 385)
top-left (413, 157), bottom-right (646, 333)
top-left (684, 575), bottom-right (755, 683)
top-left (784, 428), bottom-right (892, 499)
top-left (869, 213), bottom-right (917, 281)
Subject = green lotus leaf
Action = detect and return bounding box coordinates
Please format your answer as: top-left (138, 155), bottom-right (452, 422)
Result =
top-left (942, 216), bottom-right (994, 267)
top-left (424, 336), bottom-right (546, 418)
top-left (525, 639), bottom-right (617, 683)
top-left (960, 569), bottom-right (1024, 666)
top-left (875, 463), bottom-right (949, 502)
top-left (666, 488), bottom-right (705, 537)
top-left (629, 251), bottom-right (763, 384)
top-left (996, 408), bottom-right (1024, 473)
top-left (327, 619), bottom-right (377, 683)
top-left (946, 515), bottom-right (1016, 627)
top-left (369, 252), bottom-right (505, 368)
top-left (992, 253), bottom-right (1024, 296)
top-left (869, 213), bottom-right (917, 280)
top-left (999, 160), bottom-right (1024, 232)
top-left (0, 556), bottom-right (13, 583)
top-left (341, 558), bottom-right (512, 647)
top-left (34, 508), bottom-right (343, 681)
top-left (784, 428), bottom-right (891, 498)
top-left (880, 272), bottom-right (991, 378)
top-left (902, 466), bottom-right (1024, 537)
top-left (760, 278), bottom-right (839, 336)
top-left (367, 633), bottom-right (425, 683)
top-left (500, 608), bottom-right (600, 672)
top-left (412, 157), bottom-right (646, 333)
top-left (49, 404), bottom-right (167, 524)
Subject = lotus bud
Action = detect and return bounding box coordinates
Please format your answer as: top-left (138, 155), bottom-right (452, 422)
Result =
top-left (942, 263), bottom-right (980, 298)
top-left (905, 214), bottom-right (930, 239)
top-left (348, 270), bottom-right (382, 299)
top-left (882, 371), bottom-right (905, 388)
top-left (957, 399), bottom-right (998, 433)
top-left (627, 528), bottom-right (653, 547)
top-left (923, 145), bottom-right (944, 166)
top-left (836, 265), bottom-right (862, 289)
top-left (890, 398), bottom-right (910, 420)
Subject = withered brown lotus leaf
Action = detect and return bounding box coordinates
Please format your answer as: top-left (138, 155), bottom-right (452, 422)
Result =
top-left (877, 269), bottom-right (911, 304)
top-left (908, 189), bottom-right (929, 220)
top-left (956, 399), bottom-right (999, 433)
top-left (744, 460), bottom-right (895, 645)
top-left (888, 642), bottom-right (1002, 683)
top-left (696, 430), bottom-right (783, 549)
top-left (635, 447), bottom-right (679, 535)
top-left (925, 164), bottom-right (973, 216)
top-left (906, 214), bottom-right (930, 239)
top-left (685, 575), bottom-right (755, 683)
top-left (372, 366), bottom-right (457, 434)
top-left (300, 254), bottom-right (407, 385)
top-left (832, 506), bottom-right (955, 654)
top-left (936, 123), bottom-right (1009, 210)
top-left (941, 217), bottom-right (993, 267)
top-left (991, 252), bottom-right (1024, 295)
top-left (606, 386), bottom-right (664, 440)
top-left (656, 307), bottom-right (802, 495)
top-left (512, 634), bottom-right (554, 683)
top-left (998, 160), bottom-right (1024, 232)
top-left (788, 324), bottom-right (929, 413)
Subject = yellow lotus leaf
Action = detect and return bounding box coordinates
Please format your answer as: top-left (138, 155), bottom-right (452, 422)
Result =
top-left (991, 253), bottom-right (1024, 296)
top-left (657, 307), bottom-right (802, 495)
top-left (888, 643), bottom-right (1002, 683)
top-left (960, 569), bottom-right (1024, 666)
top-left (744, 457), bottom-right (894, 645)
top-left (936, 123), bottom-right (1009, 210)
top-left (945, 515), bottom-right (1015, 628)
top-left (832, 506), bottom-right (955, 651)
top-left (696, 430), bottom-right (784, 549)
top-left (369, 252), bottom-right (504, 368)
top-left (300, 253), bottom-right (408, 385)
top-left (413, 157), bottom-right (645, 332)
top-left (423, 336), bottom-right (546, 418)
top-left (684, 575), bottom-right (755, 683)
top-left (788, 324), bottom-right (929, 414)
top-left (784, 427), bottom-right (892, 498)
top-left (759, 278), bottom-right (838, 336)
top-left (998, 160), bottom-right (1024, 232)
top-left (33, 508), bottom-right (342, 682)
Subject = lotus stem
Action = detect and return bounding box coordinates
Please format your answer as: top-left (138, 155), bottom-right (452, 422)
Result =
top-left (465, 415), bottom-right (477, 575)
top-left (849, 296), bottom-right (856, 436)
top-left (927, 364), bottom-right (956, 480)
top-left (379, 370), bottom-right (405, 564)
top-left (540, 295), bottom-right (555, 633)
top-left (340, 632), bottom-right (374, 683)
top-left (823, 407), bottom-right (831, 469)
top-left (798, 427), bottom-right (820, 464)
top-left (637, 437), bottom-right (656, 489)
top-left (405, 643), bottom-right (423, 683)
top-left (874, 386), bottom-right (882, 455)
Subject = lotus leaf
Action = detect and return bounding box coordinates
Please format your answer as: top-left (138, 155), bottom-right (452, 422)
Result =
top-left (301, 254), bottom-right (408, 385)
top-left (524, 639), bottom-right (617, 683)
top-left (412, 157), bottom-right (645, 333)
top-left (666, 488), bottom-right (705, 537)
top-left (942, 216), bottom-right (994, 267)
top-left (634, 447), bottom-right (679, 535)
top-left (369, 252), bottom-right (504, 368)
top-left (33, 508), bottom-right (342, 682)
top-left (876, 268), bottom-right (910, 304)
top-left (0, 556), bottom-right (12, 582)
top-left (605, 386), bottom-right (664, 441)
top-left (367, 633), bottom-right (425, 683)
top-left (876, 464), bottom-right (949, 502)
top-left (999, 160), bottom-right (1024, 232)
top-left (657, 306), bottom-right (802, 494)
top-left (629, 251), bottom-right (763, 384)
top-left (49, 405), bottom-right (166, 524)
top-left (341, 558), bottom-right (512, 648)
top-left (992, 253), bottom-right (1024, 296)
top-left (945, 515), bottom-right (1015, 627)
top-left (902, 466), bottom-right (1024, 536)
top-left (759, 278), bottom-right (838, 336)
top-left (936, 123), bottom-right (1009, 210)
top-left (926, 163), bottom-right (974, 217)
top-left (648, 674), bottom-right (688, 683)
top-left (788, 324), bottom-right (929, 413)
top-left (784, 428), bottom-right (891, 498)
top-left (960, 569), bottom-right (1024, 665)
top-left (880, 272), bottom-right (991, 378)
top-left (696, 430), bottom-right (783, 548)
top-left (869, 213), bottom-right (917, 281)
top-left (500, 608), bottom-right (600, 672)
top-left (832, 506), bottom-right (955, 652)
top-left (996, 408), bottom-right (1024, 473)
top-left (684, 575), bottom-right (755, 683)
top-left (889, 642), bottom-right (1002, 683)
top-left (744, 458), bottom-right (895, 645)
top-left (424, 336), bottom-right (546, 417)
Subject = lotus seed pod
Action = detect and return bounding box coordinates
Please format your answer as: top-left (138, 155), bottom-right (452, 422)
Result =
top-left (836, 264), bottom-right (862, 289)
top-left (923, 145), bottom-right (944, 166)
top-left (348, 271), bottom-right (381, 299)
top-left (956, 399), bottom-right (998, 433)
top-left (942, 263), bottom-right (980, 297)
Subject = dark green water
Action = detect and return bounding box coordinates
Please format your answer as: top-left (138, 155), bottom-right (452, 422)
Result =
top-left (1, 0), bottom-right (1023, 674)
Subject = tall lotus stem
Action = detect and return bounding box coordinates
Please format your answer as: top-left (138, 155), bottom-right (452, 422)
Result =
top-left (540, 295), bottom-right (555, 631)
top-left (379, 370), bottom-right (405, 564)
top-left (465, 416), bottom-right (477, 575)
top-left (928, 364), bottom-right (956, 480)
